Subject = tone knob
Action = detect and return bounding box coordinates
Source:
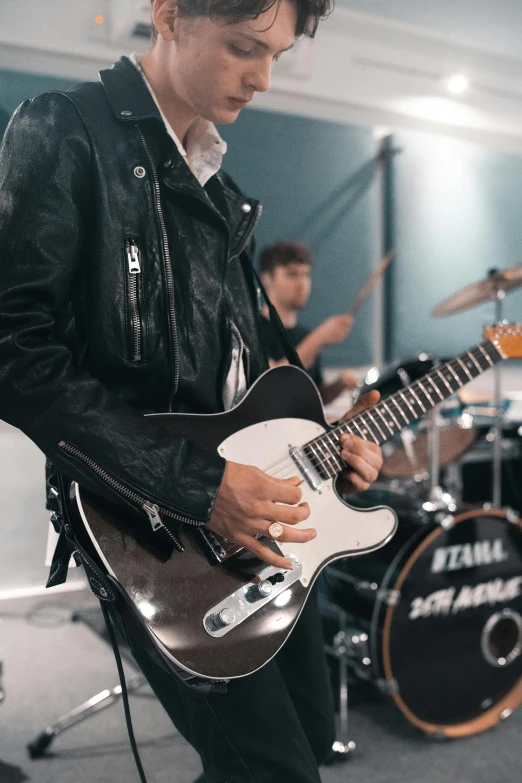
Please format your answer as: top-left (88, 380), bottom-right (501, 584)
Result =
top-left (207, 608), bottom-right (236, 631)
top-left (247, 580), bottom-right (273, 602)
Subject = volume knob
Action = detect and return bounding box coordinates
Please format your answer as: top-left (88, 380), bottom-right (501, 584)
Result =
top-left (207, 608), bottom-right (236, 631)
top-left (247, 580), bottom-right (273, 602)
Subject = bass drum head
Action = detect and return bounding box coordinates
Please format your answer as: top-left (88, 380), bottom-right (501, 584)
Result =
top-left (380, 508), bottom-right (522, 736)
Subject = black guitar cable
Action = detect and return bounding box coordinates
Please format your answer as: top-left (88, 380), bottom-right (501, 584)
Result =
top-left (100, 601), bottom-right (149, 783)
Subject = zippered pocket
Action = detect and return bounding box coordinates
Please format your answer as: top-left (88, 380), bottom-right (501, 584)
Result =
top-left (125, 238), bottom-right (145, 362)
top-left (58, 441), bottom-right (206, 552)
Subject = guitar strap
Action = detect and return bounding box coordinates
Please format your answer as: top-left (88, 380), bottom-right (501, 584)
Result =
top-left (246, 259), bottom-right (306, 371)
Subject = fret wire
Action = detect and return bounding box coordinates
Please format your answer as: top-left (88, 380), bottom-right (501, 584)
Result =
top-left (399, 390), bottom-right (419, 419)
top-left (425, 375), bottom-right (445, 401)
top-left (314, 438), bottom-right (338, 476)
top-left (307, 441), bottom-right (331, 477)
top-left (354, 413), bottom-right (380, 443)
top-left (446, 362), bottom-right (463, 387)
top-left (407, 385), bottom-right (427, 413)
top-left (456, 356), bottom-right (473, 381)
top-left (434, 368), bottom-right (454, 395)
top-left (484, 340), bottom-right (503, 362)
top-left (478, 344), bottom-right (494, 367)
top-left (350, 418), bottom-right (370, 441)
top-left (415, 380), bottom-right (434, 407)
top-left (374, 406), bottom-right (395, 436)
top-left (467, 350), bottom-right (483, 373)
top-left (389, 395), bottom-right (411, 425)
top-left (382, 401), bottom-right (401, 430)
top-left (364, 410), bottom-right (386, 441)
top-left (323, 432), bottom-right (343, 471)
top-left (360, 412), bottom-right (382, 443)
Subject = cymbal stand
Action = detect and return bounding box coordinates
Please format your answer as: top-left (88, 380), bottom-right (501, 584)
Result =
top-left (491, 274), bottom-right (506, 508)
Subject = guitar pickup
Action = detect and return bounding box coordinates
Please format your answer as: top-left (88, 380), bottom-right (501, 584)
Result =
top-left (289, 445), bottom-right (324, 491)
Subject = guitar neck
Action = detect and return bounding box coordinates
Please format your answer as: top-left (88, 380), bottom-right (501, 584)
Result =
top-left (304, 339), bottom-right (504, 479)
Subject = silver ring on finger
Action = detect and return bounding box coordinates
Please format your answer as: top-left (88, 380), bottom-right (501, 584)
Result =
top-left (267, 522), bottom-right (284, 541)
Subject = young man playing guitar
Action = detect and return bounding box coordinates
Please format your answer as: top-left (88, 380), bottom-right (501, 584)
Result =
top-left (0, 2), bottom-right (382, 780)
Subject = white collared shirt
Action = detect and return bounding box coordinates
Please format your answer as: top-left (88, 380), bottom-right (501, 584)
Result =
top-left (130, 54), bottom-right (247, 410)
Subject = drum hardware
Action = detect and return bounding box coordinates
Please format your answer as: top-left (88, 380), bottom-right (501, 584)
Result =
top-left (433, 265), bottom-right (522, 507)
top-left (327, 567), bottom-right (401, 607)
top-left (319, 598), bottom-right (357, 759)
top-left (376, 678), bottom-right (399, 696)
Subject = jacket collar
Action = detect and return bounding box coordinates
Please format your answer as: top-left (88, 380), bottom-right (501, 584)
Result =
top-left (99, 56), bottom-right (260, 254)
top-left (99, 56), bottom-right (163, 125)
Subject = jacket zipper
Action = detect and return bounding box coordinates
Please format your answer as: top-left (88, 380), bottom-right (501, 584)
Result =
top-left (125, 238), bottom-right (143, 362)
top-left (243, 344), bottom-right (252, 388)
top-left (137, 130), bottom-right (180, 410)
top-left (58, 441), bottom-right (207, 551)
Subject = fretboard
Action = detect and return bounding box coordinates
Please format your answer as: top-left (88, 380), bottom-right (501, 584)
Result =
top-left (303, 339), bottom-right (503, 480)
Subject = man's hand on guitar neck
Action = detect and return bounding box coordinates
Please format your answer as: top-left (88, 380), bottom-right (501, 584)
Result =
top-left (336, 390), bottom-right (383, 495)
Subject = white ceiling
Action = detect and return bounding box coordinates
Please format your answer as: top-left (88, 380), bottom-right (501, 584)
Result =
top-left (337, 0), bottom-right (522, 61)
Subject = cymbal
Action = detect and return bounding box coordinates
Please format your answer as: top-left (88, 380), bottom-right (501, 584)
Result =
top-left (432, 265), bottom-right (522, 317)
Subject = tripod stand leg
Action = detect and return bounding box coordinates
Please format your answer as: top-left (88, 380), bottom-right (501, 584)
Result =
top-left (332, 608), bottom-right (356, 757)
top-left (27, 673), bottom-right (146, 758)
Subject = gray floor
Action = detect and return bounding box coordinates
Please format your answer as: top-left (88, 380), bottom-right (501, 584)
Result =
top-left (1, 590), bottom-right (521, 783)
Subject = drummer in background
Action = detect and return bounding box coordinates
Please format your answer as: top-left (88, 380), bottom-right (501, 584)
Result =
top-left (259, 241), bottom-right (358, 404)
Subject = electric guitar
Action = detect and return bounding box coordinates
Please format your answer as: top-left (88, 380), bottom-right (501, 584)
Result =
top-left (67, 325), bottom-right (522, 682)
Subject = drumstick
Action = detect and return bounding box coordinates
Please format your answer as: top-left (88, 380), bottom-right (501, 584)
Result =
top-left (346, 249), bottom-right (395, 318)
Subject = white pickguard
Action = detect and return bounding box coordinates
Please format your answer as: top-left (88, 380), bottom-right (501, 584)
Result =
top-left (219, 418), bottom-right (398, 586)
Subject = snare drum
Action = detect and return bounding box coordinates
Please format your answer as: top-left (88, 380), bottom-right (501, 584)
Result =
top-left (358, 355), bottom-right (476, 478)
top-left (322, 502), bottom-right (522, 737)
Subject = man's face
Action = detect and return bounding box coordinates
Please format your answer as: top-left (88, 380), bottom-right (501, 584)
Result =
top-left (267, 262), bottom-right (312, 311)
top-left (160, 0), bottom-right (297, 124)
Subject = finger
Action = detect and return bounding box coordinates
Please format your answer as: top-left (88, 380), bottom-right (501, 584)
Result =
top-left (262, 522), bottom-right (317, 545)
top-left (340, 390), bottom-right (380, 423)
top-left (339, 451), bottom-right (380, 484)
top-left (236, 533), bottom-right (294, 570)
top-left (266, 502), bottom-right (310, 525)
top-left (265, 475), bottom-right (303, 506)
top-left (340, 434), bottom-right (383, 467)
top-left (339, 470), bottom-right (370, 492)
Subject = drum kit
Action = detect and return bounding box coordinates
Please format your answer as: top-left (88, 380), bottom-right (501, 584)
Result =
top-left (320, 266), bottom-right (522, 754)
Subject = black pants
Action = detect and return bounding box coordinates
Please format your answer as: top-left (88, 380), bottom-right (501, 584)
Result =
top-left (123, 590), bottom-right (335, 783)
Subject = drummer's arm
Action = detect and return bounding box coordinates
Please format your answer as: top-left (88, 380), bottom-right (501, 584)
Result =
top-left (268, 316), bottom-right (355, 371)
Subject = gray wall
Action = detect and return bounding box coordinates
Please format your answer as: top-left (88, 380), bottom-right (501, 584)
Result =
top-left (391, 129), bottom-right (522, 362)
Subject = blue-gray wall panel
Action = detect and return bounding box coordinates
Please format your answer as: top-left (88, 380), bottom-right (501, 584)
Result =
top-left (392, 130), bottom-right (522, 362)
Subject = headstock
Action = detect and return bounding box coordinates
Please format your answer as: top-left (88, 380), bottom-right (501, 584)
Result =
top-left (483, 324), bottom-right (522, 358)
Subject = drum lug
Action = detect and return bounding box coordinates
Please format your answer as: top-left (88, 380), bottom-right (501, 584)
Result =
top-left (426, 728), bottom-right (447, 741)
top-left (377, 678), bottom-right (399, 695)
top-left (380, 588), bottom-right (401, 607)
top-left (504, 507), bottom-right (520, 525)
top-left (500, 708), bottom-right (513, 721)
top-left (434, 512), bottom-right (456, 530)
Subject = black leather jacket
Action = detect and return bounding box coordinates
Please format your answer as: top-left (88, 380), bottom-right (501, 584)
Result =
top-left (0, 57), bottom-right (269, 538)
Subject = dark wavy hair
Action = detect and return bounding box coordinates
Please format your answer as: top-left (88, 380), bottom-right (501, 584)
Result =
top-left (151, 0), bottom-right (334, 41)
top-left (259, 241), bottom-right (313, 275)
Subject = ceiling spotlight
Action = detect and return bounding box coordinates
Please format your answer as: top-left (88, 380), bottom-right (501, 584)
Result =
top-left (446, 74), bottom-right (469, 96)
top-left (94, 15), bottom-right (105, 25)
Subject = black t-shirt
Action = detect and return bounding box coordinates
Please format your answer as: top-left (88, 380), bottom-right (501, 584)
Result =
top-left (259, 315), bottom-right (323, 388)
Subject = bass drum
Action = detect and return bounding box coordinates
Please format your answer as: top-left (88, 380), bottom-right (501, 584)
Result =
top-left (322, 499), bottom-right (522, 737)
top-left (356, 355), bottom-right (476, 478)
